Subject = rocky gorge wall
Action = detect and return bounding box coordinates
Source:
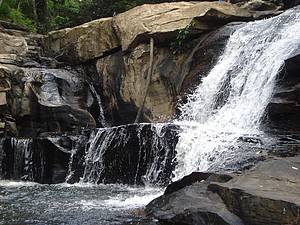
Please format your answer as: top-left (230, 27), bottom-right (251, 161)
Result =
top-left (0, 1), bottom-right (299, 136)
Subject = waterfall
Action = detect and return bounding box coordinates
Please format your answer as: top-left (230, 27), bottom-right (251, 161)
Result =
top-left (174, 7), bottom-right (300, 179)
top-left (10, 138), bottom-right (33, 180)
top-left (89, 84), bottom-right (107, 127)
top-left (82, 124), bottom-right (178, 185)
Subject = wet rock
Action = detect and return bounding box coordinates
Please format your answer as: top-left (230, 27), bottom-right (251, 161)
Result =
top-left (82, 123), bottom-right (179, 185)
top-left (266, 52), bottom-right (300, 133)
top-left (97, 22), bottom-right (244, 123)
top-left (0, 124), bottom-right (179, 185)
top-left (164, 172), bottom-right (233, 195)
top-left (147, 156), bottom-right (300, 225)
top-left (209, 156), bottom-right (300, 225)
top-left (0, 137), bottom-right (71, 183)
top-left (146, 173), bottom-right (243, 225)
top-left (283, 0), bottom-right (300, 9)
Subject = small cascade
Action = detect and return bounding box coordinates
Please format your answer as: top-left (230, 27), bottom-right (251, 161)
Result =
top-left (174, 7), bottom-right (300, 179)
top-left (0, 139), bottom-right (5, 178)
top-left (89, 83), bottom-right (107, 127)
top-left (2, 138), bottom-right (33, 181)
top-left (82, 124), bottom-right (178, 185)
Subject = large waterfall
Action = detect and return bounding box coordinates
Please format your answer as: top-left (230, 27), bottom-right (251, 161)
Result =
top-left (174, 7), bottom-right (300, 179)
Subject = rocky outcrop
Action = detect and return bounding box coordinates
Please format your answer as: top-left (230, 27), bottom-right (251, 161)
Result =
top-left (0, 2), bottom-right (257, 129)
top-left (114, 2), bottom-right (252, 51)
top-left (0, 124), bottom-right (179, 185)
top-left (146, 156), bottom-right (300, 225)
top-left (97, 22), bottom-right (244, 123)
top-left (146, 172), bottom-right (244, 225)
top-left (0, 26), bottom-right (99, 136)
top-left (45, 18), bottom-right (120, 63)
top-left (266, 51), bottom-right (300, 133)
top-left (210, 156), bottom-right (300, 225)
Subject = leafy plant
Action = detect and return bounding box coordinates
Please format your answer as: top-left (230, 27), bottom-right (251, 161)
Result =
top-left (170, 22), bottom-right (195, 55)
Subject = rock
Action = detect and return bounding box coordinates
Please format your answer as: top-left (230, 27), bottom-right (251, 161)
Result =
top-left (97, 22), bottom-right (243, 123)
top-left (0, 137), bottom-right (72, 183)
top-left (164, 172), bottom-right (233, 195)
top-left (146, 173), bottom-right (244, 225)
top-left (45, 18), bottom-right (120, 63)
top-left (209, 156), bottom-right (300, 225)
top-left (1, 64), bottom-right (96, 136)
top-left (0, 123), bottom-right (179, 185)
top-left (266, 52), bottom-right (300, 133)
top-left (283, 0), bottom-right (300, 9)
top-left (147, 156), bottom-right (300, 225)
top-left (114, 2), bottom-right (253, 52)
top-left (81, 123), bottom-right (179, 185)
top-left (0, 31), bottom-right (28, 56)
top-left (239, 0), bottom-right (280, 11)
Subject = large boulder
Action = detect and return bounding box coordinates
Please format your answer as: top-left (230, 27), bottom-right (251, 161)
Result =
top-left (0, 27), bottom-right (98, 136)
top-left (266, 51), bottom-right (300, 133)
top-left (45, 18), bottom-right (120, 63)
top-left (96, 22), bottom-right (244, 123)
top-left (114, 1), bottom-right (253, 51)
top-left (146, 172), bottom-right (244, 225)
top-left (147, 156), bottom-right (300, 225)
top-left (209, 156), bottom-right (300, 225)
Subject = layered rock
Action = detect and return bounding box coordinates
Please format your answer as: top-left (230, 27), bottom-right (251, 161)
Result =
top-left (97, 22), bottom-right (245, 123)
top-left (147, 156), bottom-right (300, 225)
top-left (266, 51), bottom-right (300, 133)
top-left (114, 2), bottom-right (252, 51)
top-left (0, 124), bottom-right (179, 185)
top-left (0, 26), bottom-right (99, 136)
top-left (45, 18), bottom-right (120, 63)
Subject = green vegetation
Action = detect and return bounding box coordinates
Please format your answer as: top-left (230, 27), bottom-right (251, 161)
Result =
top-left (0, 0), bottom-right (188, 33)
top-left (170, 22), bottom-right (195, 55)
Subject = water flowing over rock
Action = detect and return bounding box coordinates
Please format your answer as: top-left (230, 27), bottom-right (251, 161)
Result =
top-left (0, 124), bottom-right (178, 185)
top-left (81, 124), bottom-right (179, 185)
top-left (174, 6), bottom-right (300, 179)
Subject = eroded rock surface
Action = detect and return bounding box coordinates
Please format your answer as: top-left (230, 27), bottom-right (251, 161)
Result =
top-left (147, 156), bottom-right (300, 225)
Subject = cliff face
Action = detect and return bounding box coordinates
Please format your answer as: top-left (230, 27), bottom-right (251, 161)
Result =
top-left (0, 1), bottom-right (298, 136)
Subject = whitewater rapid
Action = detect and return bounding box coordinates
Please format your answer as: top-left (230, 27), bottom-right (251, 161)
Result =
top-left (174, 7), bottom-right (300, 179)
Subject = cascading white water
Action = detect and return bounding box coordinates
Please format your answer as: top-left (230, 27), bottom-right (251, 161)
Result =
top-left (89, 84), bottom-right (107, 127)
top-left (174, 7), bottom-right (300, 179)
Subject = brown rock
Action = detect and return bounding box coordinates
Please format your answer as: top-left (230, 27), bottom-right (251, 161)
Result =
top-left (45, 18), bottom-right (120, 63)
top-left (114, 1), bottom-right (252, 51)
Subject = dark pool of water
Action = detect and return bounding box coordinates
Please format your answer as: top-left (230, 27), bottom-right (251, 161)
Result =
top-left (0, 181), bottom-right (162, 225)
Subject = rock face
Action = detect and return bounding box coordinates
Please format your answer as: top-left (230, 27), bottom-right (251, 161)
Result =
top-left (0, 124), bottom-right (179, 185)
top-left (147, 156), bottom-right (300, 225)
top-left (45, 18), bottom-right (120, 63)
top-left (0, 26), bottom-right (99, 136)
top-left (80, 123), bottom-right (179, 185)
top-left (146, 172), bottom-right (244, 225)
top-left (97, 22), bottom-right (244, 123)
top-left (266, 52), bottom-right (300, 133)
top-left (0, 2), bottom-right (257, 129)
top-left (114, 2), bottom-right (252, 51)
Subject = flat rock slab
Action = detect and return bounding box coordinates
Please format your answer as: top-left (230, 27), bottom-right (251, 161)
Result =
top-left (146, 177), bottom-right (244, 225)
top-left (147, 156), bottom-right (300, 225)
top-left (114, 2), bottom-right (253, 51)
top-left (45, 18), bottom-right (120, 62)
top-left (209, 156), bottom-right (300, 225)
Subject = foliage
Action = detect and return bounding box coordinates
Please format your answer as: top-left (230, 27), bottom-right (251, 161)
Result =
top-left (170, 22), bottom-right (195, 55)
